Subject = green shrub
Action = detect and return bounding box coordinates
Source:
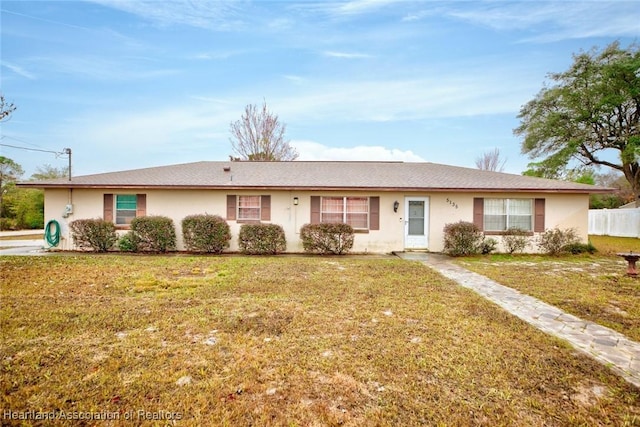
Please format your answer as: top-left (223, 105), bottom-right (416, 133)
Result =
top-left (117, 231), bottom-right (138, 252)
top-left (130, 216), bottom-right (176, 253)
top-left (239, 223), bottom-right (286, 255)
top-left (563, 241), bottom-right (597, 255)
top-left (443, 221), bottom-right (484, 256)
top-left (69, 218), bottom-right (118, 252)
top-left (480, 237), bottom-right (498, 255)
top-left (300, 223), bottom-right (354, 255)
top-left (502, 227), bottom-right (530, 254)
top-left (182, 214), bottom-right (231, 254)
top-left (0, 218), bottom-right (17, 231)
top-left (537, 227), bottom-right (580, 255)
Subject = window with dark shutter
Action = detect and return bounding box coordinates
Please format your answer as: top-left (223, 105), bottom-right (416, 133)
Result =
top-left (473, 198), bottom-right (484, 230)
top-left (227, 195), bottom-right (237, 220)
top-left (534, 198), bottom-right (545, 232)
top-left (136, 194), bottom-right (147, 217)
top-left (369, 197), bottom-right (380, 231)
top-left (310, 196), bottom-right (321, 224)
top-left (104, 194), bottom-right (114, 222)
top-left (260, 195), bottom-right (271, 221)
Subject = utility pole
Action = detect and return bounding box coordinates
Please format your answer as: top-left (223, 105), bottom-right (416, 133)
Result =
top-left (64, 148), bottom-right (72, 181)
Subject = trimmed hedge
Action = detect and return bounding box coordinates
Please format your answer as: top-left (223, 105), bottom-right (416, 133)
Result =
top-left (182, 214), bottom-right (231, 254)
top-left (537, 227), bottom-right (580, 255)
top-left (501, 227), bottom-right (530, 254)
top-left (69, 218), bottom-right (118, 252)
top-left (300, 223), bottom-right (354, 255)
top-left (238, 223), bottom-right (286, 255)
top-left (117, 231), bottom-right (138, 252)
top-left (130, 215), bottom-right (176, 253)
top-left (442, 221), bottom-right (484, 256)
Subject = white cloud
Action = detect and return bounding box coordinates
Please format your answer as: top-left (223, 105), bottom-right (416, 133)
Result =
top-left (90, 0), bottom-right (245, 31)
top-left (445, 2), bottom-right (640, 42)
top-left (323, 51), bottom-right (373, 59)
top-left (28, 55), bottom-right (180, 81)
top-left (1, 62), bottom-right (37, 80)
top-left (272, 70), bottom-right (536, 123)
top-left (316, 0), bottom-right (402, 17)
top-left (292, 140), bottom-right (424, 162)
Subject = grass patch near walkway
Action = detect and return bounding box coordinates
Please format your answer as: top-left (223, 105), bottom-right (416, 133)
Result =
top-left (458, 236), bottom-right (640, 342)
top-left (2, 255), bottom-right (640, 425)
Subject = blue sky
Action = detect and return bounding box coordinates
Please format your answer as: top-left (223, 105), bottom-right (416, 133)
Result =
top-left (1, 1), bottom-right (639, 178)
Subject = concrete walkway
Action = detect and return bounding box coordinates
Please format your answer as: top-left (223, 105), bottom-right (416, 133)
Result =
top-left (396, 252), bottom-right (640, 388)
top-left (0, 230), bottom-right (48, 255)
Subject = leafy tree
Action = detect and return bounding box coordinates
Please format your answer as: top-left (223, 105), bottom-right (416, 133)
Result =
top-left (515, 42), bottom-right (640, 206)
top-left (229, 100), bottom-right (298, 161)
top-left (31, 164), bottom-right (69, 181)
top-left (0, 93), bottom-right (16, 122)
top-left (590, 170), bottom-right (634, 208)
top-left (475, 148), bottom-right (506, 172)
top-left (9, 189), bottom-right (44, 229)
top-left (0, 157), bottom-right (24, 228)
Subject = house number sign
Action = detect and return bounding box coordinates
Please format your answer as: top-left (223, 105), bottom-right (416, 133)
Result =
top-left (446, 198), bottom-right (458, 209)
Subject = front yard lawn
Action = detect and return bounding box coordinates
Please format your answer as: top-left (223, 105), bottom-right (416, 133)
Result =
top-left (458, 236), bottom-right (640, 342)
top-left (1, 255), bottom-right (640, 426)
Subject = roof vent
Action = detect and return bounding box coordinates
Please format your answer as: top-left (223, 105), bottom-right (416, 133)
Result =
top-left (223, 166), bottom-right (231, 172)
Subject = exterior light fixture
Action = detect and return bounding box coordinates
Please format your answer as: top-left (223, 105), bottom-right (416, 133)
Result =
top-left (293, 197), bottom-right (299, 206)
top-left (393, 200), bottom-right (399, 212)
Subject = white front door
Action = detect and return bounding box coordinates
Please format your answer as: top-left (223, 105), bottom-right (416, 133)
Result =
top-left (404, 197), bottom-right (429, 249)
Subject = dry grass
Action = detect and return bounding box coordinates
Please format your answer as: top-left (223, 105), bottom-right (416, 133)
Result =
top-left (458, 236), bottom-right (640, 342)
top-left (589, 235), bottom-right (640, 256)
top-left (2, 254), bottom-right (640, 426)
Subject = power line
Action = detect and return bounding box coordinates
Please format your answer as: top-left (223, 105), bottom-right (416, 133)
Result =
top-left (0, 142), bottom-right (68, 156)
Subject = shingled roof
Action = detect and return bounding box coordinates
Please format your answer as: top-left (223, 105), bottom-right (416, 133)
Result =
top-left (19, 161), bottom-right (610, 194)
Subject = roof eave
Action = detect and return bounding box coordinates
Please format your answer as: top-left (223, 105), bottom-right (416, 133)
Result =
top-left (17, 183), bottom-right (612, 194)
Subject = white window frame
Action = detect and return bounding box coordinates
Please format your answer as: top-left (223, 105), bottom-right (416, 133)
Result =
top-left (115, 194), bottom-right (137, 225)
top-left (320, 196), bottom-right (369, 230)
top-left (484, 198), bottom-right (533, 232)
top-left (237, 195), bottom-right (261, 221)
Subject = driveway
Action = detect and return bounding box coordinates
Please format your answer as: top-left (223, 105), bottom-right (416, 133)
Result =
top-left (0, 230), bottom-right (50, 256)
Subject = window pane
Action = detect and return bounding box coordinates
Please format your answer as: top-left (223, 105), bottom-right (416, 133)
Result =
top-left (346, 197), bottom-right (368, 213)
top-left (322, 197), bottom-right (344, 213)
top-left (509, 199), bottom-right (532, 215)
top-left (510, 215), bottom-right (532, 231)
top-left (408, 218), bottom-right (424, 235)
top-left (116, 210), bottom-right (136, 225)
top-left (484, 199), bottom-right (506, 215)
top-left (116, 194), bottom-right (137, 210)
top-left (321, 196), bottom-right (370, 229)
top-left (115, 195), bottom-right (137, 225)
top-left (321, 213), bottom-right (343, 223)
top-left (238, 196), bottom-right (261, 220)
top-left (485, 215), bottom-right (507, 231)
top-left (347, 213), bottom-right (368, 229)
top-left (239, 196), bottom-right (260, 208)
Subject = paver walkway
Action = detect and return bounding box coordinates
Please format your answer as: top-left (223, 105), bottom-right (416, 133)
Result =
top-left (396, 252), bottom-right (640, 388)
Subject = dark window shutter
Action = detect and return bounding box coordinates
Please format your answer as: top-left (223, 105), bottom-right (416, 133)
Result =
top-left (104, 194), bottom-right (114, 222)
top-left (227, 195), bottom-right (237, 220)
top-left (136, 194), bottom-right (147, 217)
top-left (534, 198), bottom-right (545, 232)
top-left (261, 195), bottom-right (271, 221)
top-left (310, 196), bottom-right (320, 224)
top-left (369, 196), bottom-right (380, 230)
top-left (473, 198), bottom-right (484, 231)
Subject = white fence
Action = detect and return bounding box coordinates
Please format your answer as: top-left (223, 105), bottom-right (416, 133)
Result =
top-left (588, 209), bottom-right (640, 238)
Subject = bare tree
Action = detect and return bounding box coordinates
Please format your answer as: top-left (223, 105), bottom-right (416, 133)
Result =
top-left (475, 148), bottom-right (506, 172)
top-left (0, 94), bottom-right (16, 122)
top-left (229, 100), bottom-right (298, 161)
